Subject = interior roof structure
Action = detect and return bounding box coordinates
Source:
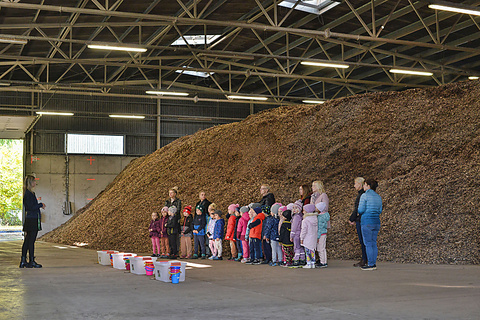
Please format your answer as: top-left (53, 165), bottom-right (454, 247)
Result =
top-left (0, 0), bottom-right (479, 106)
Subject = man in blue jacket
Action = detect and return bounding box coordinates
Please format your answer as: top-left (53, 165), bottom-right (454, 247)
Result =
top-left (357, 179), bottom-right (382, 271)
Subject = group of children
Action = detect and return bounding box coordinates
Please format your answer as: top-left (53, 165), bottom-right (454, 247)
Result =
top-left (148, 199), bottom-right (331, 268)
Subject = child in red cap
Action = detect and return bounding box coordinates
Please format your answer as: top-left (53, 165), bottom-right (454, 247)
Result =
top-left (180, 205), bottom-right (193, 259)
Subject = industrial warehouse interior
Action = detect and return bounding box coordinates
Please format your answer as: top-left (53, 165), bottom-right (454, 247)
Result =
top-left (0, 1), bottom-right (479, 319)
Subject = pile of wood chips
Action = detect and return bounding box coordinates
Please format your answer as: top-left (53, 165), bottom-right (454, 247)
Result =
top-left (42, 80), bottom-right (480, 264)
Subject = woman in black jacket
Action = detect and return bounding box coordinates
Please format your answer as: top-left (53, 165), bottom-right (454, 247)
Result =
top-left (20, 174), bottom-right (45, 268)
top-left (259, 184), bottom-right (275, 210)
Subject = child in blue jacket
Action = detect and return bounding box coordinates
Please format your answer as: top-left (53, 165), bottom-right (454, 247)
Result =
top-left (192, 205), bottom-right (207, 259)
top-left (211, 210), bottom-right (225, 260)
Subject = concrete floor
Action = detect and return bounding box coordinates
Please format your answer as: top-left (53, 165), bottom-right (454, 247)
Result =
top-left (1, 240), bottom-right (479, 320)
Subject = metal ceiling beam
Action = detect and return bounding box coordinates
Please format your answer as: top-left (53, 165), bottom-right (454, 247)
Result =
top-left (1, 2), bottom-right (480, 54)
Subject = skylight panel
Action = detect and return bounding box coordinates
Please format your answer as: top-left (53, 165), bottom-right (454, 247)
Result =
top-left (175, 66), bottom-right (214, 78)
top-left (171, 35), bottom-right (222, 46)
top-left (278, 0), bottom-right (340, 15)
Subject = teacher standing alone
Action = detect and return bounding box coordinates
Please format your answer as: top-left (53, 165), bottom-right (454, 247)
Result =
top-left (357, 179), bottom-right (382, 271)
top-left (20, 174), bottom-right (45, 268)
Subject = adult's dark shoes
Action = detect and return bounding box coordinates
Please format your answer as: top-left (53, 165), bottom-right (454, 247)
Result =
top-left (353, 260), bottom-right (366, 267)
top-left (19, 256), bottom-right (28, 268)
top-left (29, 258), bottom-right (42, 268)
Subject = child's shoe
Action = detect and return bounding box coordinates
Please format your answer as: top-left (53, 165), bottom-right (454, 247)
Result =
top-left (290, 260), bottom-right (300, 268)
top-left (245, 259), bottom-right (254, 264)
top-left (235, 253), bottom-right (242, 261)
top-left (186, 255), bottom-right (192, 259)
top-left (227, 256), bottom-right (235, 261)
top-left (192, 254), bottom-right (198, 259)
top-left (201, 254), bottom-right (206, 260)
top-left (316, 263), bottom-right (328, 268)
top-left (253, 259), bottom-right (261, 265)
top-left (299, 259), bottom-right (306, 266)
top-left (213, 256), bottom-right (223, 260)
top-left (208, 255), bottom-right (216, 260)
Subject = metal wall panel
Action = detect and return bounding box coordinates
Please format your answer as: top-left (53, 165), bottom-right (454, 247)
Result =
top-left (33, 132), bottom-right (65, 154)
top-left (126, 135), bottom-right (156, 155)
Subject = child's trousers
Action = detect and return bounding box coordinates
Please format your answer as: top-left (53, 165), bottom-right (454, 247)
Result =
top-left (151, 236), bottom-right (160, 254)
top-left (168, 234), bottom-right (178, 256)
top-left (262, 239), bottom-right (272, 262)
top-left (160, 237), bottom-right (169, 255)
top-left (316, 234), bottom-right (327, 264)
top-left (282, 245), bottom-right (294, 265)
top-left (270, 240), bottom-right (283, 263)
top-left (209, 239), bottom-right (217, 256)
top-left (193, 234), bottom-right (206, 256)
top-left (241, 239), bottom-right (249, 259)
top-left (304, 247), bottom-right (316, 264)
top-left (229, 240), bottom-right (237, 258)
top-left (293, 236), bottom-right (306, 261)
top-left (180, 236), bottom-right (192, 257)
top-left (214, 239), bottom-right (223, 257)
top-left (249, 238), bottom-right (262, 260)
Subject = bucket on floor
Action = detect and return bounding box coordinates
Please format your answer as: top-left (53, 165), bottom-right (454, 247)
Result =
top-left (170, 265), bottom-right (181, 284)
top-left (130, 256), bottom-right (157, 275)
top-left (112, 253), bottom-right (136, 269)
top-left (145, 265), bottom-right (154, 276)
top-left (124, 257), bottom-right (131, 271)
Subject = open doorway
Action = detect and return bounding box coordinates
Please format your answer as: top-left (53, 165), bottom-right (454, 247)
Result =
top-left (0, 139), bottom-right (23, 240)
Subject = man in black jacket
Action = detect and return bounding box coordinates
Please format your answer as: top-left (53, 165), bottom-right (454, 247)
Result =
top-left (348, 177), bottom-right (366, 267)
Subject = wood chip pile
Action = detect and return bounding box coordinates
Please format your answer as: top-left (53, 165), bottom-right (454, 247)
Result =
top-left (42, 81), bottom-right (480, 264)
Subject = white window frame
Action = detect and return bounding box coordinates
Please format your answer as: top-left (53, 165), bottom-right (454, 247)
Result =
top-left (65, 133), bottom-right (125, 155)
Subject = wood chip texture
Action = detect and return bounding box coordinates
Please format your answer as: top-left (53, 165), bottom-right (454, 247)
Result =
top-left (42, 81), bottom-right (480, 265)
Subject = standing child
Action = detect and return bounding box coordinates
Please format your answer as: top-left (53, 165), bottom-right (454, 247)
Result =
top-left (261, 206), bottom-right (273, 264)
top-left (237, 206), bottom-right (250, 263)
top-left (279, 207), bottom-right (294, 267)
top-left (234, 208), bottom-right (243, 261)
top-left (148, 212), bottom-right (162, 257)
top-left (316, 202), bottom-right (330, 268)
top-left (192, 205), bottom-right (207, 259)
top-left (290, 201), bottom-right (305, 267)
top-left (180, 205), bottom-right (193, 259)
top-left (267, 203), bottom-right (283, 266)
top-left (166, 206), bottom-right (180, 258)
top-left (206, 204), bottom-right (217, 259)
top-left (225, 204), bottom-right (239, 260)
top-left (212, 210), bottom-right (225, 260)
top-left (247, 206), bottom-right (265, 265)
top-left (300, 204), bottom-right (318, 269)
top-left (159, 207), bottom-right (170, 257)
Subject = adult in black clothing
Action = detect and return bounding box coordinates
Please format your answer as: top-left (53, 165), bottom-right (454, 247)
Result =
top-left (20, 174), bottom-right (45, 268)
top-left (195, 191), bottom-right (212, 255)
top-left (195, 191), bottom-right (212, 214)
top-left (165, 186), bottom-right (182, 220)
top-left (348, 177), bottom-right (367, 267)
top-left (259, 184), bottom-right (275, 209)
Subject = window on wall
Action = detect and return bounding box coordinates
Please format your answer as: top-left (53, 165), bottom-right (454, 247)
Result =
top-left (66, 133), bottom-right (124, 155)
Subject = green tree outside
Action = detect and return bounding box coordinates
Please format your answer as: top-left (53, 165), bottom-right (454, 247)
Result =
top-left (0, 139), bottom-right (23, 226)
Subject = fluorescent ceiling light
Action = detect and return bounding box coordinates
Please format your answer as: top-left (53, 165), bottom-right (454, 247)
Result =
top-left (227, 95), bottom-right (268, 101)
top-left (171, 35), bottom-right (222, 46)
top-left (302, 100), bottom-right (325, 104)
top-left (301, 61), bottom-right (349, 69)
top-left (429, 3), bottom-right (480, 16)
top-left (87, 44), bottom-right (147, 53)
top-left (176, 66), bottom-right (213, 78)
top-left (389, 69), bottom-right (433, 76)
top-left (279, 0), bottom-right (340, 15)
top-left (0, 37), bottom-right (28, 45)
top-left (468, 76), bottom-right (479, 80)
top-left (36, 111), bottom-right (74, 116)
top-left (109, 114), bottom-right (145, 119)
top-left (146, 90), bottom-right (189, 96)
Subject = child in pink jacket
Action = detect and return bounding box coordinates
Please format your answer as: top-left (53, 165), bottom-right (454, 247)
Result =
top-left (237, 206), bottom-right (250, 262)
top-left (300, 204), bottom-right (318, 269)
